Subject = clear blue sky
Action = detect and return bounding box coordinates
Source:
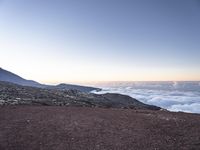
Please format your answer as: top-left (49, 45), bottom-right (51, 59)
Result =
top-left (0, 0), bottom-right (200, 83)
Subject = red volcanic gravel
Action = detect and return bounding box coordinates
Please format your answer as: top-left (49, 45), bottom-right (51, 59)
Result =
top-left (0, 106), bottom-right (200, 150)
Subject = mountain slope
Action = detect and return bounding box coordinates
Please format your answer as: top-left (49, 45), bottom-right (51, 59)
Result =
top-left (0, 81), bottom-right (160, 110)
top-left (0, 68), bottom-right (99, 92)
top-left (0, 68), bottom-right (44, 88)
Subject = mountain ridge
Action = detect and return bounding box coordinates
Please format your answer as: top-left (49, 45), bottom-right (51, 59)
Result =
top-left (0, 68), bottom-right (43, 88)
top-left (0, 68), bottom-right (100, 92)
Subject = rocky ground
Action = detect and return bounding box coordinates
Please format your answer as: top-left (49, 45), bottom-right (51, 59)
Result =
top-left (0, 81), bottom-right (200, 150)
top-left (0, 106), bottom-right (200, 150)
top-left (0, 81), bottom-right (160, 110)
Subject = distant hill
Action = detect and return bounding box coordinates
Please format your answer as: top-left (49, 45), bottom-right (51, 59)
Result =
top-left (0, 68), bottom-right (44, 88)
top-left (0, 68), bottom-right (99, 92)
top-left (48, 83), bottom-right (101, 92)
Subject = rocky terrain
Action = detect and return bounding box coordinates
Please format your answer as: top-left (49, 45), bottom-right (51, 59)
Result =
top-left (0, 81), bottom-right (160, 110)
top-left (0, 106), bottom-right (200, 150)
top-left (1, 68), bottom-right (200, 150)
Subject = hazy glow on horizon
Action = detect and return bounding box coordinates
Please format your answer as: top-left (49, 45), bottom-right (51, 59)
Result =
top-left (0, 0), bottom-right (200, 84)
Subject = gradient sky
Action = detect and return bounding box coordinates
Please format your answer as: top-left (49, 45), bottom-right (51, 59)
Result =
top-left (0, 0), bottom-right (200, 84)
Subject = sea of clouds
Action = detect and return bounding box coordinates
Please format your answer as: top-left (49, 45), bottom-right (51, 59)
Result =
top-left (93, 81), bottom-right (200, 114)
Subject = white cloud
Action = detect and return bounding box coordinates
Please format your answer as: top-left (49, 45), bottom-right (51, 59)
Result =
top-left (93, 82), bottom-right (200, 114)
top-left (169, 103), bottom-right (200, 114)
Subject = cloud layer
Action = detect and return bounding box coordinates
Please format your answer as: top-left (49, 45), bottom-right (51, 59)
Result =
top-left (93, 81), bottom-right (200, 114)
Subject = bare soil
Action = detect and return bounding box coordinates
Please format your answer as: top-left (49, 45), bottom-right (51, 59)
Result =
top-left (0, 106), bottom-right (200, 150)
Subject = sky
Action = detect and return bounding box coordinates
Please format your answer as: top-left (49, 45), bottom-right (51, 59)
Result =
top-left (0, 0), bottom-right (200, 84)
